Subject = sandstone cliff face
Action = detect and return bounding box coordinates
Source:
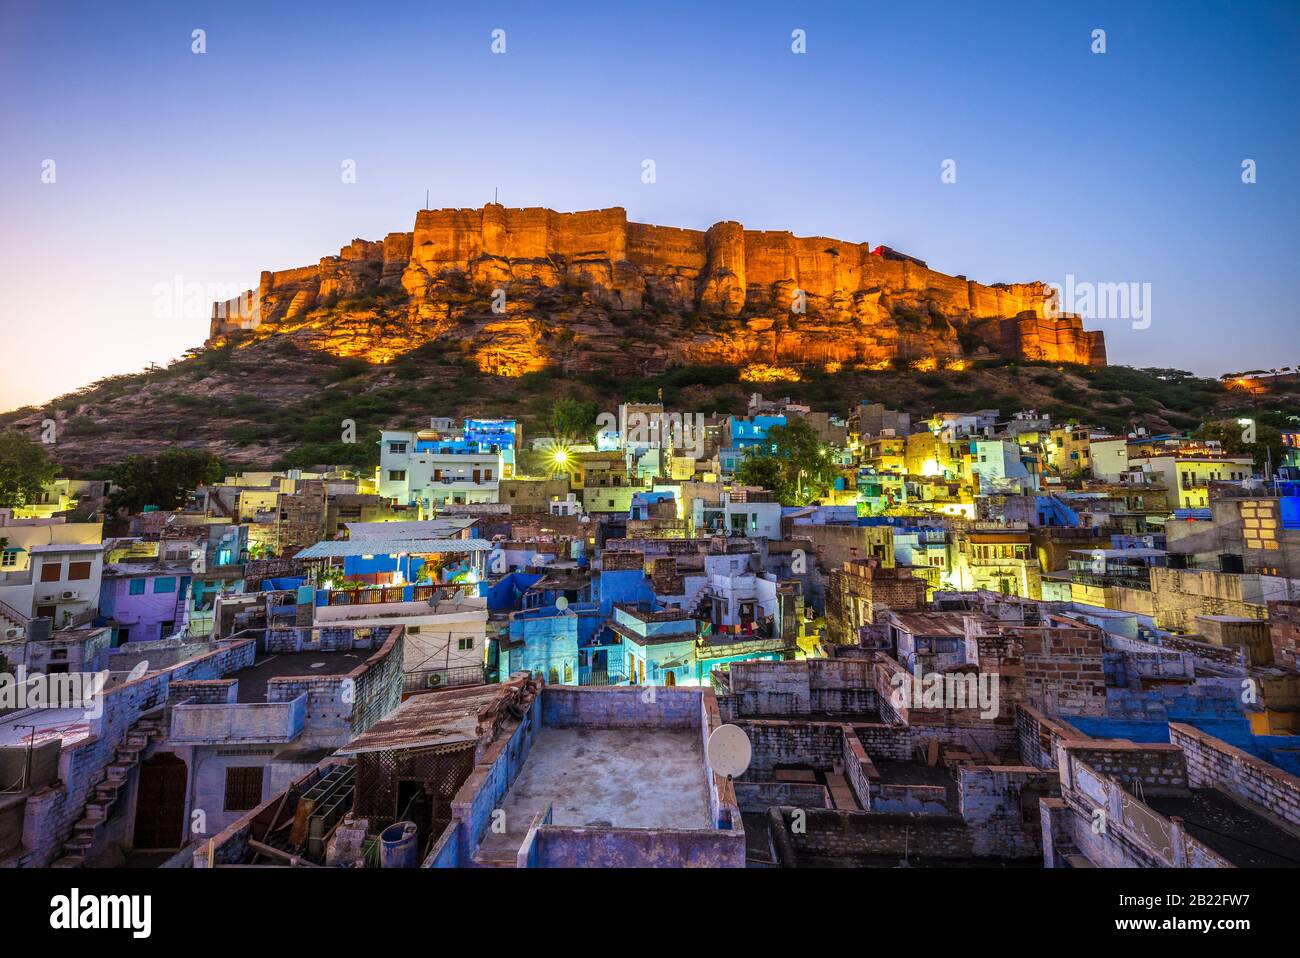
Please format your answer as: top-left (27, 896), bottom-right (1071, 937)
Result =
top-left (209, 204), bottom-right (1105, 372)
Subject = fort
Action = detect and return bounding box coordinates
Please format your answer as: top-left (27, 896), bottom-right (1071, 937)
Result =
top-left (210, 204), bottom-right (1106, 370)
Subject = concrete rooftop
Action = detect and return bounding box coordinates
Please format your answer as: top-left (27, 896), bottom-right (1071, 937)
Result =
top-left (233, 651), bottom-right (366, 703)
top-left (478, 725), bottom-right (711, 859)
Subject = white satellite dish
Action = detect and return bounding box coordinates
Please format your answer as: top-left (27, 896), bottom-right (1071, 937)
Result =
top-left (555, 596), bottom-right (569, 612)
top-left (706, 724), bottom-right (752, 779)
top-left (126, 660), bottom-right (150, 682)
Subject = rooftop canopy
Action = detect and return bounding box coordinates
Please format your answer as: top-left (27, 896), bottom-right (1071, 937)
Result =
top-left (294, 537), bottom-right (494, 559)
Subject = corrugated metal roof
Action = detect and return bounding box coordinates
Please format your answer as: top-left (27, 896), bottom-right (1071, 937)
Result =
top-left (295, 538), bottom-right (494, 559)
top-left (335, 681), bottom-right (526, 755)
top-left (345, 518), bottom-right (476, 538)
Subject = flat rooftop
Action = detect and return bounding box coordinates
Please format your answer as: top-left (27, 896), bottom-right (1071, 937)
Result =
top-left (477, 725), bottom-right (711, 860)
top-left (1147, 789), bottom-right (1300, 867)
top-left (0, 707), bottom-right (91, 748)
top-left (233, 651), bottom-right (367, 703)
top-left (873, 761), bottom-right (960, 810)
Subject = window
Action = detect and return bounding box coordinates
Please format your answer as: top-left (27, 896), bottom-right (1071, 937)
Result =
top-left (389, 441), bottom-right (408, 454)
top-left (153, 577), bottom-right (177, 594)
top-left (0, 550), bottom-right (17, 568)
top-left (129, 579), bottom-right (146, 596)
top-left (67, 561), bottom-right (92, 581)
top-left (388, 470), bottom-right (406, 482)
top-left (224, 766), bottom-right (265, 811)
top-left (40, 562), bottom-right (62, 583)
top-left (457, 637), bottom-right (475, 651)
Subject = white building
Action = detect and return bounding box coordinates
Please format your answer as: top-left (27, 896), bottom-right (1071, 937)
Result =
top-left (0, 512), bottom-right (105, 633)
top-left (378, 430), bottom-right (502, 510)
top-left (690, 493), bottom-right (782, 540)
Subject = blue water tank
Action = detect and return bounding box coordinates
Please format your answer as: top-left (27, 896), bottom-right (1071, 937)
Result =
top-left (379, 821), bottom-right (419, 868)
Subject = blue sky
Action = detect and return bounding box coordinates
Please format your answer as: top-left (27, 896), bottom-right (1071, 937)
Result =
top-left (1, 0), bottom-right (1297, 410)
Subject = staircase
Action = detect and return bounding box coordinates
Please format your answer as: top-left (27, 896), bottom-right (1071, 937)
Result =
top-left (0, 596), bottom-right (30, 639)
top-left (50, 710), bottom-right (166, 868)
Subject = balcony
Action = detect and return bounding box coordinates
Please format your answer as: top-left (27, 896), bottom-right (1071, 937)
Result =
top-left (401, 665), bottom-right (489, 695)
top-left (168, 693), bottom-right (307, 744)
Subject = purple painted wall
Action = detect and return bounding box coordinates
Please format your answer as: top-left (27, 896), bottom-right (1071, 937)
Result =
top-left (100, 574), bottom-right (187, 642)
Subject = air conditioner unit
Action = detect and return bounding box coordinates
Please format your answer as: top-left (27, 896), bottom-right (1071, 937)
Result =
top-left (4, 627), bottom-right (22, 640)
top-left (60, 590), bottom-right (78, 600)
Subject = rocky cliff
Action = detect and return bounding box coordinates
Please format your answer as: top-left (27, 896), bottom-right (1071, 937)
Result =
top-left (209, 203), bottom-right (1105, 373)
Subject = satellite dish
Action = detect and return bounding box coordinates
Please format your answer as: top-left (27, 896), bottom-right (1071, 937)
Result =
top-left (706, 724), bottom-right (752, 779)
top-left (126, 660), bottom-right (150, 682)
top-left (555, 596), bottom-right (569, 612)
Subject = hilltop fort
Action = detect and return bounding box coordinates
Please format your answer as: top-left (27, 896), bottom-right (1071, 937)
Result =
top-left (208, 204), bottom-right (1105, 375)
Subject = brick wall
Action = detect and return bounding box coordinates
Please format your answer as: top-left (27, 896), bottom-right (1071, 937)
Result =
top-left (1268, 600), bottom-right (1300, 671)
top-left (733, 781), bottom-right (831, 813)
top-left (1064, 742), bottom-right (1188, 794)
top-left (959, 765), bottom-right (1052, 858)
top-left (169, 679), bottom-right (237, 705)
top-left (722, 658), bottom-right (878, 719)
top-left (265, 627), bottom-right (402, 743)
top-left (772, 807), bottom-right (974, 863)
top-left (542, 685), bottom-right (703, 729)
top-left (1016, 705), bottom-right (1086, 769)
top-left (1017, 622), bottom-right (1107, 716)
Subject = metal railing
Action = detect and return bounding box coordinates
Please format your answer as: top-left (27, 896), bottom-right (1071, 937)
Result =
top-left (324, 583), bottom-right (464, 607)
top-left (401, 665), bottom-right (488, 694)
top-left (577, 667), bottom-right (627, 687)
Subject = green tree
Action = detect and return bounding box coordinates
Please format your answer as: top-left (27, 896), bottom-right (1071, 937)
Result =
top-left (735, 418), bottom-right (840, 505)
top-left (108, 449), bottom-right (225, 514)
top-left (551, 397), bottom-right (599, 441)
top-left (1194, 419), bottom-right (1285, 474)
top-left (0, 430), bottom-right (57, 509)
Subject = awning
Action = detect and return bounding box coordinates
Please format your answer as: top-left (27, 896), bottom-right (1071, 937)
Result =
top-left (293, 538), bottom-right (494, 559)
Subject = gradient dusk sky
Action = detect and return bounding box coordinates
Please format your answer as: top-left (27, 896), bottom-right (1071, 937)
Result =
top-left (1, 0), bottom-right (1297, 412)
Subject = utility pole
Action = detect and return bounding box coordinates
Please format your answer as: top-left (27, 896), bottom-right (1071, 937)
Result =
top-left (17, 724), bottom-right (36, 790)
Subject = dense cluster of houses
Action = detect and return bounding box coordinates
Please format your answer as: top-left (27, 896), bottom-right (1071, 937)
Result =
top-left (2, 394), bottom-right (1299, 869)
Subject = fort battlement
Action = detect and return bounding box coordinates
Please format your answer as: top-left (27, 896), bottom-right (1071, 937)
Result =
top-left (209, 203), bottom-right (1105, 367)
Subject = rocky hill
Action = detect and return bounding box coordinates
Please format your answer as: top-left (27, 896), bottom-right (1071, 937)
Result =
top-left (0, 344), bottom-right (1259, 476)
top-left (10, 204), bottom-right (1279, 474)
top-left (207, 203), bottom-right (1106, 374)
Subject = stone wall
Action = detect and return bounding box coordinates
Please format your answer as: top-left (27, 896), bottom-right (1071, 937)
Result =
top-left (770, 806), bottom-right (975, 863)
top-left (208, 204), bottom-right (1106, 368)
top-left (8, 638), bottom-right (255, 867)
top-left (1170, 722), bottom-right (1300, 827)
top-left (264, 626), bottom-right (403, 743)
top-left (958, 765), bottom-right (1052, 858)
top-left (1268, 600), bottom-right (1300, 671)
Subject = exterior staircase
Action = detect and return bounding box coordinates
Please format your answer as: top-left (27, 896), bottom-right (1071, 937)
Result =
top-left (472, 845), bottom-right (520, 868)
top-left (0, 596), bottom-right (30, 640)
top-left (50, 709), bottom-right (166, 868)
